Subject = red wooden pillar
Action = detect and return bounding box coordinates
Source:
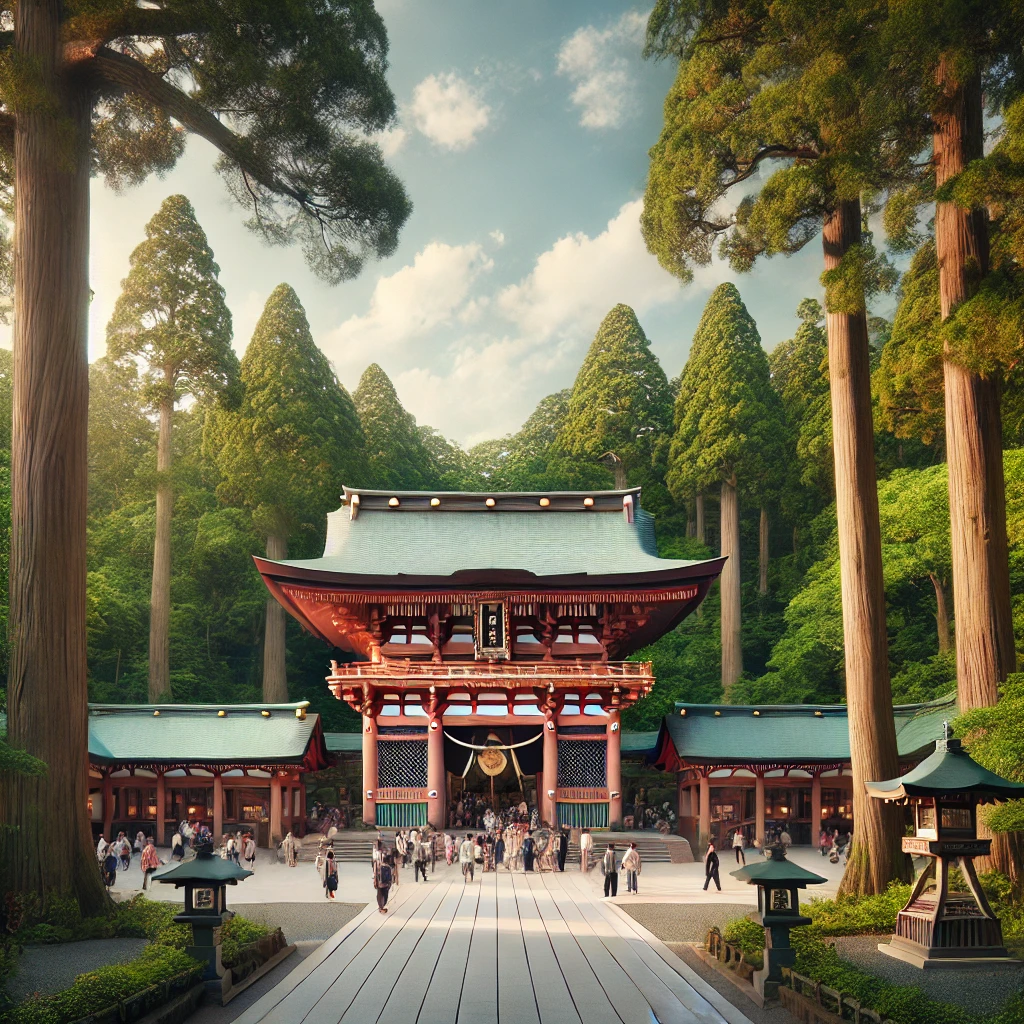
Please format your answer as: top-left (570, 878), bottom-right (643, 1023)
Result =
top-left (811, 773), bottom-right (822, 842)
top-left (427, 712), bottom-right (446, 830)
top-left (270, 775), bottom-right (283, 846)
top-left (755, 773), bottom-right (766, 846)
top-left (155, 771), bottom-right (166, 846)
top-left (102, 771), bottom-right (114, 842)
top-left (698, 774), bottom-right (710, 849)
top-left (542, 709), bottom-right (558, 827)
top-left (362, 712), bottom-right (378, 827)
top-left (607, 709), bottom-right (622, 828)
top-left (213, 773), bottom-right (224, 841)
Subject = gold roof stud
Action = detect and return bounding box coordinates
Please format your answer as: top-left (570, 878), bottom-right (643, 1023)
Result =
top-left (430, 497), bottom-right (441, 507)
top-left (388, 497), bottom-right (400, 507)
top-left (153, 710), bottom-right (161, 717)
top-left (539, 497), bottom-right (550, 507)
top-left (485, 497), bottom-right (496, 508)
top-left (714, 710), bottom-right (722, 716)
top-left (679, 708), bottom-right (687, 716)
top-left (261, 710), bottom-right (271, 718)
top-left (753, 710), bottom-right (761, 716)
top-left (583, 497), bottom-right (595, 507)
top-left (814, 710), bottom-right (824, 717)
top-left (217, 710), bottom-right (226, 717)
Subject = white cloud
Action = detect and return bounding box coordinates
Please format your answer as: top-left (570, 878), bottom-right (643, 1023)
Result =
top-left (557, 11), bottom-right (647, 129)
top-left (326, 241), bottom-right (493, 375)
top-left (374, 125), bottom-right (408, 159)
top-left (410, 73), bottom-right (491, 150)
top-left (489, 229), bottom-right (506, 246)
top-left (496, 199), bottom-right (681, 338)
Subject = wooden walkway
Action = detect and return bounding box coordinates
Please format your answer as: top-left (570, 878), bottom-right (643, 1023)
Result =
top-left (234, 869), bottom-right (752, 1024)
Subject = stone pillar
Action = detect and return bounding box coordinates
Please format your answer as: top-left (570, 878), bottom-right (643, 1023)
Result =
top-left (213, 773), bottom-right (224, 841)
top-left (811, 774), bottom-right (822, 842)
top-left (755, 774), bottom-right (766, 845)
top-left (270, 775), bottom-right (282, 846)
top-left (542, 710), bottom-right (558, 827)
top-left (155, 771), bottom-right (166, 846)
top-left (606, 710), bottom-right (622, 829)
top-left (362, 712), bottom-right (378, 827)
top-left (698, 774), bottom-right (710, 849)
top-left (427, 715), bottom-right (446, 830)
top-left (103, 771), bottom-right (114, 841)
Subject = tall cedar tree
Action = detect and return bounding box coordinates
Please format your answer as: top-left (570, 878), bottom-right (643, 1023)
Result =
top-left (353, 364), bottom-right (432, 490)
top-left (0, 0), bottom-right (410, 913)
top-left (107, 196), bottom-right (235, 704)
top-left (558, 304), bottom-right (673, 490)
top-left (877, 2), bottom-right (1024, 719)
top-left (668, 284), bottom-right (784, 691)
top-left (643, 0), bottom-right (915, 892)
top-left (209, 284), bottom-right (364, 702)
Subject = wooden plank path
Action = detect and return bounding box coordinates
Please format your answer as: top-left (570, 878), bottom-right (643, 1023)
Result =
top-left (234, 867), bottom-right (752, 1024)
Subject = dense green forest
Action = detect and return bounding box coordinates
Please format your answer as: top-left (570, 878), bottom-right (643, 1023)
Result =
top-left (1, 201), bottom-right (1017, 733)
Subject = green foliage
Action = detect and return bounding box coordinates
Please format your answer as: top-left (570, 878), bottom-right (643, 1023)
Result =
top-left (802, 883), bottom-right (911, 935)
top-left (107, 195), bottom-right (236, 413)
top-left (558, 304), bottom-right (673, 495)
top-left (209, 283), bottom-right (364, 549)
top-left (721, 917), bottom-right (765, 968)
top-left (669, 283), bottom-right (786, 501)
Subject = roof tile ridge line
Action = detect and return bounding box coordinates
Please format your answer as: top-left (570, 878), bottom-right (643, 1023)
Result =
top-left (88, 701), bottom-right (312, 712)
top-left (341, 485), bottom-right (643, 499)
top-left (672, 702), bottom-right (849, 712)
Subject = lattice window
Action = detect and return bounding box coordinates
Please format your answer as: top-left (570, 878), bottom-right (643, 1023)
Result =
top-left (377, 739), bottom-right (428, 788)
top-left (557, 740), bottom-right (606, 788)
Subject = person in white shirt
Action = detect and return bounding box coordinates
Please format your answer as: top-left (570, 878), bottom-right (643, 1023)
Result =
top-left (579, 828), bottom-right (594, 872)
top-left (622, 842), bottom-right (642, 894)
top-left (732, 829), bottom-right (746, 865)
top-left (458, 833), bottom-right (475, 882)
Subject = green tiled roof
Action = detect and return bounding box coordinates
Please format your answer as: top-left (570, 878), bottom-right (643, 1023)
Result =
top-left (88, 703), bottom-right (323, 765)
top-left (261, 487), bottom-right (722, 582)
top-left (621, 731), bottom-right (659, 755)
top-left (325, 732), bottom-right (362, 753)
top-left (659, 693), bottom-right (958, 765)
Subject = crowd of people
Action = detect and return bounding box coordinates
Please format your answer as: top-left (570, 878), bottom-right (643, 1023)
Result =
top-left (446, 793), bottom-right (539, 831)
top-left (819, 827), bottom-right (853, 864)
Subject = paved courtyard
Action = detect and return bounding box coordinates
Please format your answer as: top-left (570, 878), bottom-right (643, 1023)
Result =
top-left (232, 867), bottom-right (754, 1024)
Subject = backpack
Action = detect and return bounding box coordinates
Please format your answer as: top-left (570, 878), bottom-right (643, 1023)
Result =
top-left (378, 863), bottom-right (393, 887)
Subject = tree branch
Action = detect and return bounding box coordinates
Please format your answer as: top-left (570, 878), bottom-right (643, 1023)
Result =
top-left (63, 11), bottom-right (202, 66)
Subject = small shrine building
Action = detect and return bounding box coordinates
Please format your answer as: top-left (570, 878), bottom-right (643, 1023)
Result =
top-left (256, 487), bottom-right (724, 830)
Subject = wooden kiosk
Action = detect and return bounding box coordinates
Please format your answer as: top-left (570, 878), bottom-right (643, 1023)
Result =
top-left (866, 725), bottom-right (1024, 968)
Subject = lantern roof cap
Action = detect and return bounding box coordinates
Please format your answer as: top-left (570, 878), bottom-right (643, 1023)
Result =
top-left (731, 845), bottom-right (828, 887)
top-left (865, 727), bottom-right (1024, 803)
top-left (155, 844), bottom-right (253, 887)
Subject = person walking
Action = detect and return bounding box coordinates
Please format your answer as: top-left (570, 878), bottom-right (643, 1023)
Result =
top-left (579, 828), bottom-right (593, 873)
top-left (703, 841), bottom-right (721, 892)
top-left (557, 825), bottom-right (569, 872)
top-left (445, 832), bottom-right (454, 866)
top-left (522, 831), bottom-right (536, 872)
top-left (242, 834), bottom-right (257, 872)
top-left (395, 830), bottom-right (408, 866)
top-left (170, 831), bottom-right (184, 861)
top-left (324, 849), bottom-right (338, 899)
top-left (102, 848), bottom-right (119, 890)
top-left (414, 837), bottom-right (429, 882)
top-left (140, 837), bottom-right (162, 890)
top-left (281, 831), bottom-right (299, 868)
top-left (374, 853), bottom-right (393, 912)
top-left (494, 831), bottom-right (505, 868)
top-left (622, 842), bottom-right (641, 894)
top-left (459, 833), bottom-right (475, 882)
top-left (732, 829), bottom-right (746, 865)
top-left (96, 835), bottom-right (109, 863)
top-left (601, 844), bottom-right (619, 898)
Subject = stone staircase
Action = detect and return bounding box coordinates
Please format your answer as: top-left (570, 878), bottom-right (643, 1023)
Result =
top-left (565, 831), bottom-right (693, 864)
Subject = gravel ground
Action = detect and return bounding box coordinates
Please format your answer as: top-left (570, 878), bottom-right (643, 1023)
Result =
top-left (834, 936), bottom-right (1024, 1016)
top-left (616, 901), bottom-right (751, 943)
top-left (6, 938), bottom-right (149, 1002)
top-left (230, 902), bottom-right (365, 942)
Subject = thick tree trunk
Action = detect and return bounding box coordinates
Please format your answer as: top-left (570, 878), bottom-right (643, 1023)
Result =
top-left (935, 60), bottom-right (1019, 880)
top-left (148, 384), bottom-right (174, 702)
top-left (824, 200), bottom-right (908, 895)
top-left (929, 573), bottom-right (951, 654)
top-left (934, 61), bottom-right (1015, 712)
top-left (758, 506), bottom-right (769, 596)
top-left (695, 493), bottom-right (705, 545)
top-left (263, 534), bottom-right (289, 702)
top-left (720, 476), bottom-right (742, 692)
top-left (0, 0), bottom-right (107, 913)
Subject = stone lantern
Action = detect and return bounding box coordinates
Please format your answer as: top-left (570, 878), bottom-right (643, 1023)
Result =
top-left (865, 724), bottom-right (1024, 968)
top-left (156, 839), bottom-right (252, 986)
top-left (731, 845), bottom-right (827, 999)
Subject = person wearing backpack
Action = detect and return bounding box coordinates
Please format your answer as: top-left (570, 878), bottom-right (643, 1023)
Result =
top-left (324, 849), bottom-right (339, 900)
top-left (601, 843), bottom-right (619, 898)
top-left (414, 837), bottom-right (429, 882)
top-left (374, 852), bottom-right (394, 912)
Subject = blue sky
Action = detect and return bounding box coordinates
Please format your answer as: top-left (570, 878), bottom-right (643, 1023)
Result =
top-left (82, 0), bottom-right (829, 446)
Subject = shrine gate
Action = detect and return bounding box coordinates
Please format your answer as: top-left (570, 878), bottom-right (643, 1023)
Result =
top-left (256, 487), bottom-right (723, 829)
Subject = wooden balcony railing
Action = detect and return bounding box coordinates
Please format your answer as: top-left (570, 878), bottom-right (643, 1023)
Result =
top-left (328, 660), bottom-right (653, 682)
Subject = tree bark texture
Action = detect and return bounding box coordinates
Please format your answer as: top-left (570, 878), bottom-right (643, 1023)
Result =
top-left (934, 60), bottom-right (1015, 713)
top-left (929, 573), bottom-right (951, 654)
top-left (720, 477), bottom-right (742, 691)
top-left (0, 0), bottom-right (107, 913)
top-left (263, 533), bottom-right (289, 702)
top-left (148, 384), bottom-right (173, 702)
top-left (824, 200), bottom-right (908, 895)
top-left (758, 506), bottom-right (769, 596)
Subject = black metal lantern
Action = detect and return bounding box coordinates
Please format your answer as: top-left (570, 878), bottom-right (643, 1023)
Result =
top-left (155, 840), bottom-right (252, 985)
top-left (732, 846), bottom-right (827, 998)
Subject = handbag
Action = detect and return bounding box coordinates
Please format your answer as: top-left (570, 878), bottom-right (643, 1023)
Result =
top-left (327, 872), bottom-right (339, 892)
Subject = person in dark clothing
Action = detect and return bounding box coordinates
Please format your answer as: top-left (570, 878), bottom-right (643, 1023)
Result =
top-left (522, 831), bottom-right (536, 871)
top-left (703, 841), bottom-right (721, 891)
top-left (374, 852), bottom-right (394, 912)
top-left (557, 826), bottom-right (569, 872)
top-left (601, 844), bottom-right (618, 898)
